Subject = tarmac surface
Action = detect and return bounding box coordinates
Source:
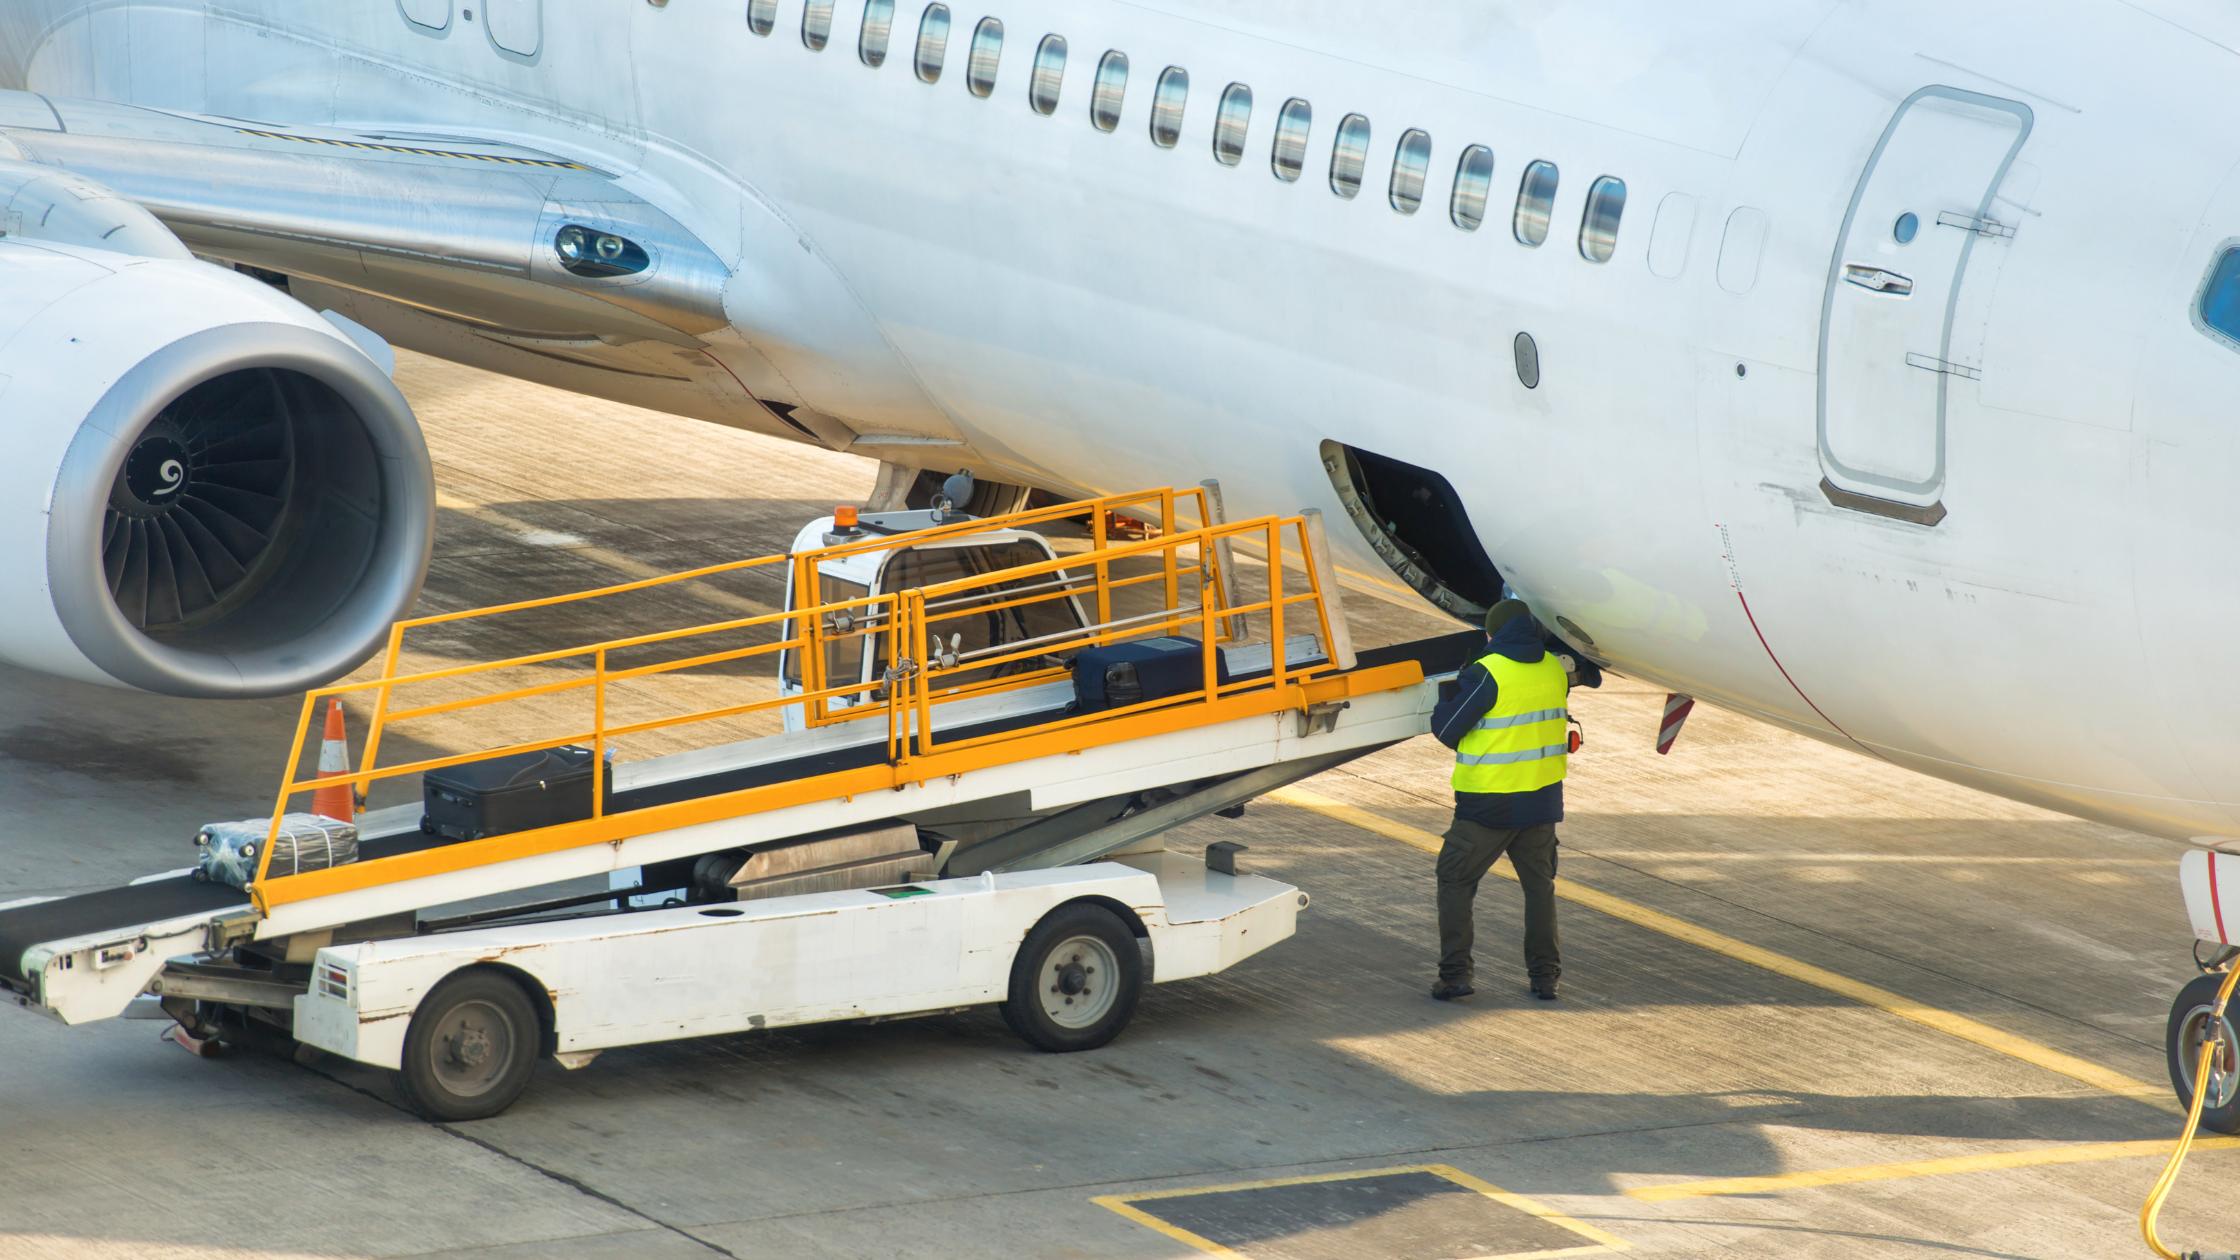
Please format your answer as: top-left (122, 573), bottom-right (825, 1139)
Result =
top-left (1, 352), bottom-right (2233, 1259)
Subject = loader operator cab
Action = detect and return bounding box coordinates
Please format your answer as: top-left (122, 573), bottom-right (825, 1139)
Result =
top-left (777, 509), bottom-right (1089, 733)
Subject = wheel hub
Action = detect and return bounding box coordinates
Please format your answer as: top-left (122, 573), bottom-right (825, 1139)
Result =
top-left (1040, 936), bottom-right (1119, 1029)
top-left (2179, 1005), bottom-right (2239, 1110)
top-left (427, 998), bottom-right (516, 1097)
top-left (449, 1027), bottom-right (493, 1070)
top-left (1056, 960), bottom-right (1089, 996)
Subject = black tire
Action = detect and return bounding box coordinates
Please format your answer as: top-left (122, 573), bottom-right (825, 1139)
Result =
top-left (2165, 974), bottom-right (2240, 1134)
top-left (397, 970), bottom-right (541, 1122)
top-left (1001, 902), bottom-right (1143, 1053)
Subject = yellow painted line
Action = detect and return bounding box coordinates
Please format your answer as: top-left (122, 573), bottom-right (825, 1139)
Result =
top-left (1091, 1195), bottom-right (1241, 1256)
top-left (1626, 1136), bottom-right (2240, 1202)
top-left (1094, 1163), bottom-right (1625, 1257)
top-left (1264, 787), bottom-right (2156, 1096)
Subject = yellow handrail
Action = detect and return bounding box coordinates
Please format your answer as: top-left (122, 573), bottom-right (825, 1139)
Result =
top-left (247, 488), bottom-right (1352, 905)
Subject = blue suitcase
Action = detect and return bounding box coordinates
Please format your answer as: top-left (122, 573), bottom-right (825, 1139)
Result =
top-left (1071, 636), bottom-right (1230, 712)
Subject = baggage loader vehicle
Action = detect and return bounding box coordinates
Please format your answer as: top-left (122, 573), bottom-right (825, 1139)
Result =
top-left (1, 487), bottom-right (1477, 1118)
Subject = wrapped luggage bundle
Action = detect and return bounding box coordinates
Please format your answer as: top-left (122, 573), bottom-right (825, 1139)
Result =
top-left (195, 814), bottom-right (360, 889)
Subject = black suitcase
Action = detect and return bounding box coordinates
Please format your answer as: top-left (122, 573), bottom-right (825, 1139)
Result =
top-left (1071, 637), bottom-right (1230, 713)
top-left (421, 745), bottom-right (613, 843)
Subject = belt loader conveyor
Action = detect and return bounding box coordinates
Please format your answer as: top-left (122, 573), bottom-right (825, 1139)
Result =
top-left (0, 487), bottom-right (1478, 1118)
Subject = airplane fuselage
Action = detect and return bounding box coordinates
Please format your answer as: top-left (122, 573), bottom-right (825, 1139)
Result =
top-left (5, 0), bottom-right (2238, 840)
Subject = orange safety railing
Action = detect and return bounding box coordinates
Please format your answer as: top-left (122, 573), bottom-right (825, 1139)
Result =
top-left (246, 489), bottom-right (1394, 913)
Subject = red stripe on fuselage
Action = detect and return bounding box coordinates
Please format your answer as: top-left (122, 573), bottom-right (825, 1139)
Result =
top-left (2213, 852), bottom-right (2229, 943)
top-left (1732, 590), bottom-right (1881, 759)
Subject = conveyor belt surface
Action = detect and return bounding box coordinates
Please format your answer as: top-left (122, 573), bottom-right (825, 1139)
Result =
top-left (2, 629), bottom-right (1478, 983)
top-left (1, 826), bottom-right (457, 983)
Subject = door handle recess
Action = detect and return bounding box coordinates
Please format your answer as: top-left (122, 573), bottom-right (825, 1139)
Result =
top-left (1904, 351), bottom-right (1981, 380)
top-left (1935, 210), bottom-right (2015, 239)
top-left (1843, 263), bottom-right (1914, 295)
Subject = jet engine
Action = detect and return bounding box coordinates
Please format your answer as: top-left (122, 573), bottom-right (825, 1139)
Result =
top-left (0, 240), bottom-right (432, 698)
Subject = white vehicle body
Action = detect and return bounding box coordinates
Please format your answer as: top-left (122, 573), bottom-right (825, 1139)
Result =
top-left (296, 854), bottom-right (1301, 1070)
top-left (0, 2), bottom-right (2234, 847)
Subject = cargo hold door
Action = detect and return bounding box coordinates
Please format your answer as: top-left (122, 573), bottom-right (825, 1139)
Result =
top-left (1817, 86), bottom-right (2032, 524)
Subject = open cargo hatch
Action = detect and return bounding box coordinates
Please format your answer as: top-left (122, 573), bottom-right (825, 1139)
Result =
top-left (1320, 440), bottom-right (1504, 625)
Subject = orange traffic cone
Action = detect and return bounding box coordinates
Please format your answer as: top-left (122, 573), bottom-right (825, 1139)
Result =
top-left (311, 699), bottom-right (357, 821)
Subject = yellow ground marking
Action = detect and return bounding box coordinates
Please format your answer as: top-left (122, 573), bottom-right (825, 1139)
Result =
top-left (1626, 1136), bottom-right (2240, 1202)
top-left (1585, 852), bottom-right (2171, 866)
top-left (1264, 787), bottom-right (2156, 1096)
top-left (1093, 1163), bottom-right (1627, 1258)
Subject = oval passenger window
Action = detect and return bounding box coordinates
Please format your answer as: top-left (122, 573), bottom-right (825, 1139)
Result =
top-left (1148, 66), bottom-right (1188, 148)
top-left (1579, 175), bottom-right (1627, 263)
top-left (914, 4), bottom-right (949, 83)
top-left (1270, 98), bottom-right (1311, 182)
top-left (1328, 114), bottom-right (1369, 199)
top-left (858, 0), bottom-right (894, 67)
top-left (1514, 160), bottom-right (1558, 246)
top-left (1029, 34), bottom-right (1066, 115)
top-left (1450, 145), bottom-right (1493, 231)
top-left (802, 0), bottom-right (834, 50)
top-left (965, 17), bottom-right (1002, 97)
top-left (1212, 83), bottom-right (1252, 165)
top-left (1388, 129), bottom-right (1431, 215)
top-left (1090, 51), bottom-right (1128, 131)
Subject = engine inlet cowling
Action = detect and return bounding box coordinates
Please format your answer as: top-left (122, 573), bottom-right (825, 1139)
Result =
top-left (0, 244), bottom-right (433, 698)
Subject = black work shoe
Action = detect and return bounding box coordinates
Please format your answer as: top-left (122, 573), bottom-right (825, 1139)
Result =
top-left (1530, 981), bottom-right (1560, 1001)
top-left (1430, 979), bottom-right (1475, 1001)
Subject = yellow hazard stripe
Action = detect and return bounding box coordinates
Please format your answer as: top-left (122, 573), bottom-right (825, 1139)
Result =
top-left (234, 128), bottom-right (592, 169)
top-left (1626, 1136), bottom-right (2240, 1202)
top-left (1265, 786), bottom-right (2158, 1096)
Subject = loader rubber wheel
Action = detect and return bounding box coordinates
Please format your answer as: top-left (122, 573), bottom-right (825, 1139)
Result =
top-left (2167, 974), bottom-right (2240, 1134)
top-left (398, 970), bottom-right (540, 1122)
top-left (1001, 902), bottom-right (1143, 1053)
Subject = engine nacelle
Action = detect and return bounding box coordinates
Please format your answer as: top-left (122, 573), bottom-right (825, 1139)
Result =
top-left (0, 240), bottom-right (433, 697)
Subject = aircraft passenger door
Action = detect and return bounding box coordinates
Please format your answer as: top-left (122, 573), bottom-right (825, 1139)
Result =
top-left (1818, 87), bottom-right (2032, 524)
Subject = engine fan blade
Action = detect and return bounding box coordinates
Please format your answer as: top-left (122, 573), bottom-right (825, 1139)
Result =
top-left (166, 503), bottom-right (251, 592)
top-left (156, 512), bottom-right (218, 616)
top-left (175, 496), bottom-right (271, 574)
top-left (142, 516), bottom-right (183, 626)
top-left (185, 481), bottom-right (286, 534)
top-left (113, 520), bottom-right (151, 628)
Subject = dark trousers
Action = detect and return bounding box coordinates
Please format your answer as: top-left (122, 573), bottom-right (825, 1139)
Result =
top-left (1436, 818), bottom-right (1560, 984)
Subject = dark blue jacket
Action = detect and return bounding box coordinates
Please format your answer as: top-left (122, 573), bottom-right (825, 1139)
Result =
top-left (1429, 614), bottom-right (1602, 829)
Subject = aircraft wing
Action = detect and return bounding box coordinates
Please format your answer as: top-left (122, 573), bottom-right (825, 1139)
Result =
top-left (0, 89), bottom-right (730, 349)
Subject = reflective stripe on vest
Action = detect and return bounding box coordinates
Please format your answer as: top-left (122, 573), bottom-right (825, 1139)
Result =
top-left (1455, 744), bottom-right (1570, 765)
top-left (1452, 649), bottom-right (1569, 794)
top-left (1472, 707), bottom-right (1567, 731)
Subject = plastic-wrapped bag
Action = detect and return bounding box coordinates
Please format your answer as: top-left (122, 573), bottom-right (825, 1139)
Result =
top-left (194, 814), bottom-right (359, 889)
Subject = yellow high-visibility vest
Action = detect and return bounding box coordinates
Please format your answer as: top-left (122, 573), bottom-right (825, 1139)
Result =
top-left (1451, 649), bottom-right (1570, 794)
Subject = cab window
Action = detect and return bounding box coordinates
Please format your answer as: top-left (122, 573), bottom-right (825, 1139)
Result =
top-left (781, 573), bottom-right (871, 695)
top-left (876, 542), bottom-right (1081, 691)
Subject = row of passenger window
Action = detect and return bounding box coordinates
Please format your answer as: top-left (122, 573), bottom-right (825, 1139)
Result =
top-left (747, 0), bottom-right (1629, 262)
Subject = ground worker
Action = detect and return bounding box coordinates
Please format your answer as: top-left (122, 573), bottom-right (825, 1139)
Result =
top-left (1428, 599), bottom-right (1601, 1001)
